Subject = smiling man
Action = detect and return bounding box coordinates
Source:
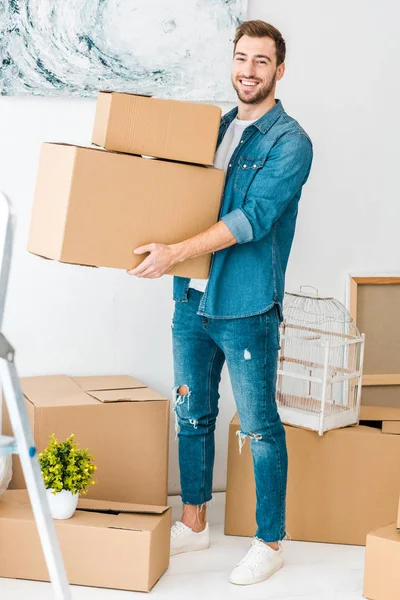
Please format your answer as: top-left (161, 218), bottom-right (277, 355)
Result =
top-left (128, 20), bottom-right (313, 585)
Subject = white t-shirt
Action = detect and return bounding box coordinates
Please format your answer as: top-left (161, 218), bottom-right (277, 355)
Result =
top-left (189, 116), bottom-right (257, 293)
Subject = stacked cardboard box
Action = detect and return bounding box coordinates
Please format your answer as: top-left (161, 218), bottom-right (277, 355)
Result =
top-left (225, 280), bottom-right (400, 549)
top-left (92, 91), bottom-right (221, 165)
top-left (0, 490), bottom-right (171, 592)
top-left (225, 413), bottom-right (400, 546)
top-left (28, 91), bottom-right (224, 279)
top-left (2, 375), bottom-right (171, 592)
top-left (3, 375), bottom-right (169, 505)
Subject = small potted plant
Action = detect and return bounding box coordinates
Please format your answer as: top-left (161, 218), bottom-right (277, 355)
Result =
top-left (39, 434), bottom-right (97, 520)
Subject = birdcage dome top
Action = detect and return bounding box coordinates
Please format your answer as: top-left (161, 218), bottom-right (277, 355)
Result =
top-left (287, 290), bottom-right (333, 300)
top-left (282, 286), bottom-right (359, 338)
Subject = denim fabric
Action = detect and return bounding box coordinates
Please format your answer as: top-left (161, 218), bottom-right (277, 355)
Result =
top-left (173, 99), bottom-right (313, 320)
top-left (172, 288), bottom-right (288, 542)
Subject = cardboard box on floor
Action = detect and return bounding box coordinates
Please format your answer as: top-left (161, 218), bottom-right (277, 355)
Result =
top-left (225, 413), bottom-right (400, 545)
top-left (27, 143), bottom-right (225, 279)
top-left (363, 522), bottom-right (400, 600)
top-left (3, 375), bottom-right (169, 505)
top-left (92, 91), bottom-right (222, 166)
top-left (0, 490), bottom-right (170, 592)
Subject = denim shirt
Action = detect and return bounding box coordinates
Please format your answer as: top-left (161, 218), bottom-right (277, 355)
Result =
top-left (172, 99), bottom-right (313, 320)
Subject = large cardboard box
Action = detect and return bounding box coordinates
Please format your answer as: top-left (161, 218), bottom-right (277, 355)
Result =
top-left (363, 522), bottom-right (400, 600)
top-left (28, 143), bottom-right (225, 279)
top-left (0, 490), bottom-right (171, 592)
top-left (225, 414), bottom-right (400, 545)
top-left (3, 375), bottom-right (169, 505)
top-left (92, 91), bottom-right (221, 166)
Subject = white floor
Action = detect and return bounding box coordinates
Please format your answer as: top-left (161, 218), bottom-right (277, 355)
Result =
top-left (0, 492), bottom-right (366, 599)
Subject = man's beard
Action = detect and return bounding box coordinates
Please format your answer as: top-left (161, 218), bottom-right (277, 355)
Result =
top-left (232, 70), bottom-right (277, 105)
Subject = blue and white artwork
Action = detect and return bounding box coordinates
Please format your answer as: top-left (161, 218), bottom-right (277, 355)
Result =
top-left (0, 0), bottom-right (247, 100)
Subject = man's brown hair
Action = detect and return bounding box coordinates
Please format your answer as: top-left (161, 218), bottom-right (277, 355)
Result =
top-left (234, 20), bottom-right (286, 66)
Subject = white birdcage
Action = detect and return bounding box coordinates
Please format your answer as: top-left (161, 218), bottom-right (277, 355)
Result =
top-left (276, 286), bottom-right (365, 435)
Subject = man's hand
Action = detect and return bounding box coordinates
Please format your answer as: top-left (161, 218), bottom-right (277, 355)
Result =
top-left (127, 243), bottom-right (179, 278)
top-left (127, 221), bottom-right (237, 279)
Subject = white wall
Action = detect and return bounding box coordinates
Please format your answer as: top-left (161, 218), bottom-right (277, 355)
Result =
top-left (0, 0), bottom-right (399, 495)
top-left (250, 0), bottom-right (400, 292)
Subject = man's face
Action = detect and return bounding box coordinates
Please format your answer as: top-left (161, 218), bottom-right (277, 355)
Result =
top-left (231, 35), bottom-right (282, 104)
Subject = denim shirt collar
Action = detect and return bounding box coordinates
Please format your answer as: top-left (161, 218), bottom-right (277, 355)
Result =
top-left (220, 98), bottom-right (284, 135)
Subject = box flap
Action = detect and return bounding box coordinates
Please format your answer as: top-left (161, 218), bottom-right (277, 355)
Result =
top-left (76, 498), bottom-right (170, 530)
top-left (21, 376), bottom-right (95, 407)
top-left (86, 387), bottom-right (166, 403)
top-left (77, 497), bottom-right (169, 515)
top-left (99, 90), bottom-right (152, 98)
top-left (0, 492), bottom-right (169, 533)
top-left (108, 512), bottom-right (166, 532)
top-left (71, 510), bottom-right (167, 532)
top-left (72, 375), bottom-right (146, 392)
top-left (368, 522), bottom-right (400, 542)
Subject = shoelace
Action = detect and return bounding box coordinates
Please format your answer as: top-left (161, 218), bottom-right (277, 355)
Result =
top-left (237, 539), bottom-right (272, 569)
top-left (171, 521), bottom-right (188, 539)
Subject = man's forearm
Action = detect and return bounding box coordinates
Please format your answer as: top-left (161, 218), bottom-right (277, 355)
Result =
top-left (172, 220), bottom-right (237, 264)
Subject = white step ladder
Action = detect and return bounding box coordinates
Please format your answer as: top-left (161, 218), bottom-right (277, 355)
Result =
top-left (0, 192), bottom-right (71, 599)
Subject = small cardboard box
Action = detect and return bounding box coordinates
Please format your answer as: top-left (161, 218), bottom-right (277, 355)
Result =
top-left (363, 522), bottom-right (400, 600)
top-left (0, 490), bottom-right (171, 592)
top-left (92, 91), bottom-right (221, 166)
top-left (225, 414), bottom-right (400, 545)
top-left (28, 143), bottom-right (225, 279)
top-left (3, 375), bottom-right (169, 505)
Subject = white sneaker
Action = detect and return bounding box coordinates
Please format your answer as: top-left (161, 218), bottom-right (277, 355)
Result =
top-left (229, 538), bottom-right (284, 585)
top-left (170, 521), bottom-right (210, 556)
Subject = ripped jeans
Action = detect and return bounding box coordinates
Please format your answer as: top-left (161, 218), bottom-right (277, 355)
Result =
top-left (172, 288), bottom-right (288, 542)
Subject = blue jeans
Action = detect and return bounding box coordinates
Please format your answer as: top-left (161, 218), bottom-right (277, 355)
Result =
top-left (171, 288), bottom-right (288, 542)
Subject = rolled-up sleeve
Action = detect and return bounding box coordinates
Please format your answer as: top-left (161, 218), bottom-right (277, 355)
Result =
top-left (221, 133), bottom-right (313, 244)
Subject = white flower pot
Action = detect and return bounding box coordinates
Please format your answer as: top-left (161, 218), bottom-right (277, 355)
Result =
top-left (46, 489), bottom-right (79, 520)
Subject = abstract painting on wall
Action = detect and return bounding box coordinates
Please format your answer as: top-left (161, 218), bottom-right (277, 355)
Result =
top-left (0, 0), bottom-right (247, 100)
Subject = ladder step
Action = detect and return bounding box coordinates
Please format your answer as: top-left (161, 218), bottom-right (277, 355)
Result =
top-left (0, 435), bottom-right (17, 456)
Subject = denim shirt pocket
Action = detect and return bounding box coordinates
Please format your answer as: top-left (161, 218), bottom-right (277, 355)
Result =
top-left (234, 156), bottom-right (266, 194)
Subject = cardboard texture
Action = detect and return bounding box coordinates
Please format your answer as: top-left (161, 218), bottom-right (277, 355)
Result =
top-left (382, 421), bottom-right (400, 435)
top-left (225, 414), bottom-right (400, 545)
top-left (350, 278), bottom-right (400, 420)
top-left (363, 522), bottom-right (400, 600)
top-left (360, 386), bottom-right (400, 421)
top-left (0, 490), bottom-right (171, 592)
top-left (397, 494), bottom-right (400, 529)
top-left (92, 91), bottom-right (221, 166)
top-left (3, 375), bottom-right (169, 505)
top-left (28, 143), bottom-right (225, 279)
